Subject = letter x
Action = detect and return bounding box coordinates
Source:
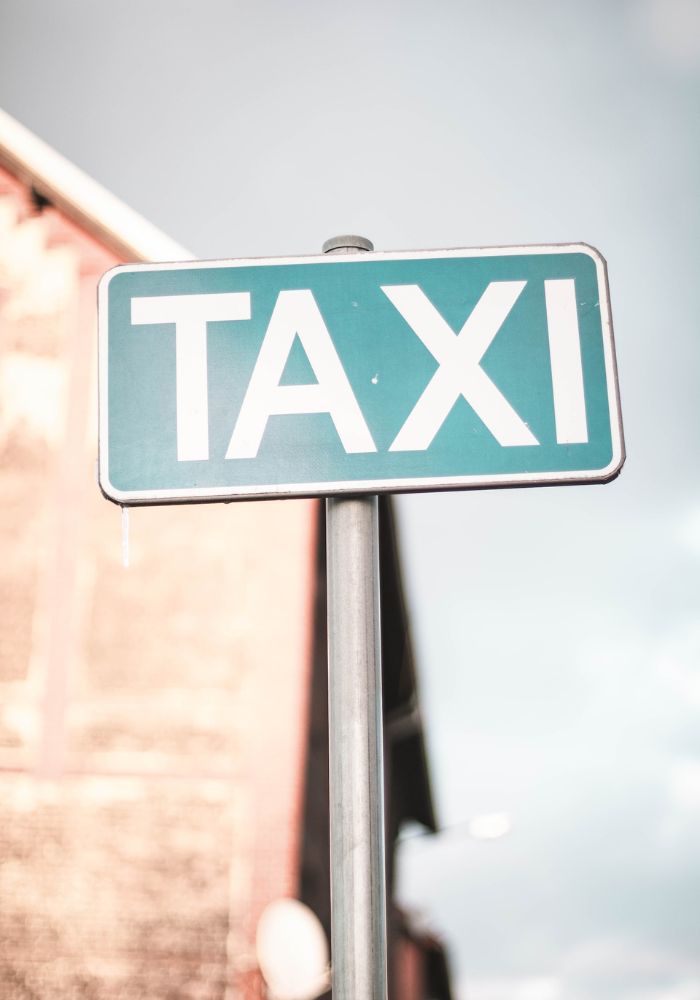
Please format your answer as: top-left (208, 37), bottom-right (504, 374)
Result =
top-left (381, 281), bottom-right (539, 450)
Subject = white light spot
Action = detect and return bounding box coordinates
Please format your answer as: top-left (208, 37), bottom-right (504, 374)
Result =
top-left (468, 811), bottom-right (512, 840)
top-left (256, 898), bottom-right (330, 1000)
top-left (371, 373), bottom-right (379, 385)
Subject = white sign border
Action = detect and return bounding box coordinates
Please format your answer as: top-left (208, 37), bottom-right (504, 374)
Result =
top-left (98, 243), bottom-right (625, 505)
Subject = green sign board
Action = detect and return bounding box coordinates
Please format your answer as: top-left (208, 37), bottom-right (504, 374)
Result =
top-left (98, 245), bottom-right (624, 504)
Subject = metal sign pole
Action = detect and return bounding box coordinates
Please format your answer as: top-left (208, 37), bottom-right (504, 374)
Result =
top-left (323, 235), bottom-right (388, 1000)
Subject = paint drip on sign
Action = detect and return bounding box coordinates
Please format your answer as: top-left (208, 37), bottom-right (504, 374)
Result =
top-left (121, 505), bottom-right (130, 569)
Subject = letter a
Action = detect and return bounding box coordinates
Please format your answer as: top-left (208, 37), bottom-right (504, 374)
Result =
top-left (226, 290), bottom-right (376, 459)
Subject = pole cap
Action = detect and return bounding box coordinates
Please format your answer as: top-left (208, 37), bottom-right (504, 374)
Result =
top-left (322, 235), bottom-right (374, 254)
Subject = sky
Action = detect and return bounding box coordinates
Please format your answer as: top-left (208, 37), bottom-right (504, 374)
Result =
top-left (1, 2), bottom-right (700, 998)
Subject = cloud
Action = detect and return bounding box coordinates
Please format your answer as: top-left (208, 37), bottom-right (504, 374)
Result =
top-left (562, 935), bottom-right (700, 1000)
top-left (677, 507), bottom-right (700, 556)
top-left (656, 623), bottom-right (700, 711)
top-left (459, 975), bottom-right (561, 1000)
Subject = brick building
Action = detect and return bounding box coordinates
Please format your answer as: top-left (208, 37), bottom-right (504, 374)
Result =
top-left (0, 107), bottom-right (451, 1000)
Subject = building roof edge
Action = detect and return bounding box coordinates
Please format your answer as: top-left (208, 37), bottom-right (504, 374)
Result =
top-left (0, 106), bottom-right (192, 263)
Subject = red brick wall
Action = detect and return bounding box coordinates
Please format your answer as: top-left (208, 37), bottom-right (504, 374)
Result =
top-left (0, 166), bottom-right (318, 998)
top-left (394, 933), bottom-right (427, 1000)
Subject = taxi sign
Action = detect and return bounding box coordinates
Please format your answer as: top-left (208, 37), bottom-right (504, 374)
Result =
top-left (98, 244), bottom-right (624, 504)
